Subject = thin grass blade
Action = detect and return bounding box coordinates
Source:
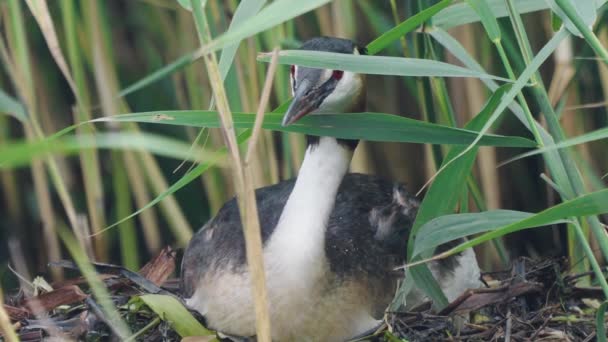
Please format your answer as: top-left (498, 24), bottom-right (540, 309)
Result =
top-left (89, 130), bottom-right (250, 237)
top-left (119, 52), bottom-right (198, 97)
top-left (426, 29), bottom-right (567, 194)
top-left (366, 0), bottom-right (452, 55)
top-left (195, 0), bottom-right (332, 57)
top-left (432, 0), bottom-right (549, 30)
top-left (121, 0), bottom-right (329, 98)
top-left (217, 0), bottom-right (266, 81)
top-left (597, 301), bottom-right (608, 342)
top-left (464, 0), bottom-right (501, 42)
top-left (500, 126), bottom-right (608, 166)
top-left (57, 227), bottom-right (131, 338)
top-left (0, 132), bottom-right (225, 169)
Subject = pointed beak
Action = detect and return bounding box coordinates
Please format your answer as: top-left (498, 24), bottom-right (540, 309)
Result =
top-left (282, 79), bottom-right (316, 126)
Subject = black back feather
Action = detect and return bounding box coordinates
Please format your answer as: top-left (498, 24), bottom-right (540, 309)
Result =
top-left (181, 173), bottom-right (415, 297)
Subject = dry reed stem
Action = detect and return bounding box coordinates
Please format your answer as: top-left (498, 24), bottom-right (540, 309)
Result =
top-left (2, 2), bottom-right (66, 279)
top-left (246, 48), bottom-right (280, 163)
top-left (193, 3), bottom-right (272, 337)
top-left (61, 0), bottom-right (109, 266)
top-left (203, 50), bottom-right (272, 340)
top-left (7, 2), bottom-right (81, 235)
top-left (596, 28), bottom-right (608, 113)
top-left (547, 36), bottom-right (575, 107)
top-left (81, 0), bottom-right (192, 247)
top-left (123, 152), bottom-right (162, 253)
top-left (0, 288), bottom-right (19, 342)
top-left (242, 47), bottom-right (281, 341)
top-left (25, 0), bottom-right (78, 98)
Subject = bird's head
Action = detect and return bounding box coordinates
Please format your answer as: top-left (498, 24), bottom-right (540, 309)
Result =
top-left (282, 37), bottom-right (367, 126)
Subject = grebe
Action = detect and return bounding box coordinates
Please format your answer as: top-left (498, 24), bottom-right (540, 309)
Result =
top-left (181, 37), bottom-right (481, 341)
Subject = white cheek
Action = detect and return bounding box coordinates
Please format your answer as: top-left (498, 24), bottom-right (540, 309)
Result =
top-left (316, 71), bottom-right (362, 113)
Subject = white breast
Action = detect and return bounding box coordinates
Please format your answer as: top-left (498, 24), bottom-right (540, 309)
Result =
top-left (185, 136), bottom-right (481, 340)
top-left (438, 248), bottom-right (481, 301)
top-left (187, 137), bottom-right (379, 341)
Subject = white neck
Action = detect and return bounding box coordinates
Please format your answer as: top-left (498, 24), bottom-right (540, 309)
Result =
top-left (266, 137), bottom-right (353, 279)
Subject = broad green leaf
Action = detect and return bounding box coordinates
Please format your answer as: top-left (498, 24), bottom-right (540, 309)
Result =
top-left (0, 132), bottom-right (225, 169)
top-left (134, 294), bottom-right (214, 337)
top-left (501, 126), bottom-right (608, 166)
top-left (429, 28), bottom-right (573, 198)
top-left (430, 189), bottom-right (608, 259)
top-left (408, 85), bottom-right (510, 258)
top-left (257, 50), bottom-right (512, 82)
top-left (366, 0), bottom-right (452, 55)
top-left (92, 111), bottom-right (536, 148)
top-left (412, 210), bottom-right (541, 258)
top-left (432, 0), bottom-right (550, 29)
top-left (0, 89), bottom-right (27, 123)
top-left (406, 85), bottom-right (510, 310)
top-left (410, 266), bottom-right (448, 308)
top-left (430, 29), bottom-right (568, 195)
top-left (597, 301), bottom-right (608, 342)
top-left (464, 0), bottom-right (501, 42)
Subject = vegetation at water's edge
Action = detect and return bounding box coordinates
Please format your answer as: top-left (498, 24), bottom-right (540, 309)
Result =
top-left (1, 0), bottom-right (608, 340)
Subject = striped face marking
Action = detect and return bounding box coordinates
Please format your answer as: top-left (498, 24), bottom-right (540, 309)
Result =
top-left (282, 45), bottom-right (365, 127)
top-left (290, 66), bottom-right (345, 95)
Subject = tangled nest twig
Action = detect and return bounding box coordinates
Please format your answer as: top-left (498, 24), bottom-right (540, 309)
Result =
top-left (2, 252), bottom-right (604, 341)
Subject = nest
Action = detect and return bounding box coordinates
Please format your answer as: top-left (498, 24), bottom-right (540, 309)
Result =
top-left (1, 251), bottom-right (604, 341)
top-left (385, 258), bottom-right (602, 341)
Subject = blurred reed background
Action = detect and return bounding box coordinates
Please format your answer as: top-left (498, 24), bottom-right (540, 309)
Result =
top-left (0, 0), bottom-right (606, 293)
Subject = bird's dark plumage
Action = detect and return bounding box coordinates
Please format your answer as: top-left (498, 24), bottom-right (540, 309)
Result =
top-left (299, 36), bottom-right (367, 55)
top-left (181, 173), bottom-right (417, 299)
top-left (180, 36), bottom-right (480, 341)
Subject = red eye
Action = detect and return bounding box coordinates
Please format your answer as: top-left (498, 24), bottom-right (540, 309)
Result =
top-left (332, 70), bottom-right (343, 80)
top-left (290, 65), bottom-right (295, 75)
